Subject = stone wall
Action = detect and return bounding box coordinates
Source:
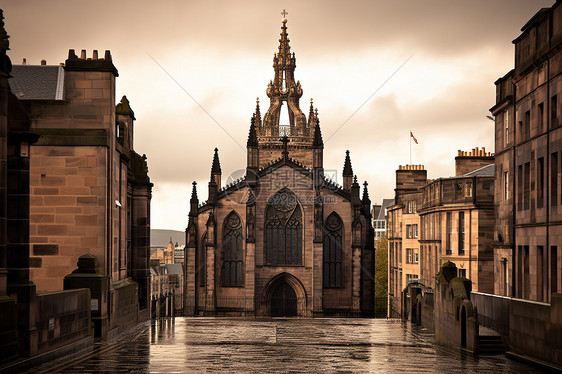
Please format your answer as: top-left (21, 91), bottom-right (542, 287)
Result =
top-left (474, 290), bottom-right (562, 367)
top-left (36, 288), bottom-right (91, 355)
top-left (111, 278), bottom-right (138, 333)
top-left (29, 146), bottom-right (106, 293)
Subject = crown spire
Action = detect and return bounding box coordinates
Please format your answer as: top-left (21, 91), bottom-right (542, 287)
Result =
top-left (262, 17), bottom-right (307, 136)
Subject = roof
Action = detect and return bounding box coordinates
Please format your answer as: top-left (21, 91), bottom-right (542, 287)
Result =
top-left (462, 164), bottom-right (495, 177)
top-left (166, 263), bottom-right (183, 276)
top-left (10, 65), bottom-right (64, 100)
top-left (375, 198), bottom-right (394, 220)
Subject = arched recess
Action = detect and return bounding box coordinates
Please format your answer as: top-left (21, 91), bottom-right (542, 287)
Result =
top-left (260, 272), bottom-right (307, 317)
top-left (222, 211), bottom-right (244, 286)
top-left (265, 188), bottom-right (303, 265)
top-left (323, 212), bottom-right (343, 288)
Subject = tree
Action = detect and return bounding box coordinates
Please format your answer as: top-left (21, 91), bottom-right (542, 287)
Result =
top-left (374, 234), bottom-right (388, 317)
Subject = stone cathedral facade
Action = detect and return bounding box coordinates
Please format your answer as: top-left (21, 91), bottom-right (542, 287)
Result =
top-left (184, 18), bottom-right (374, 317)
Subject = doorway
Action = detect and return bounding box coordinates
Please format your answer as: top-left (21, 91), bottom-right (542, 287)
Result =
top-left (271, 282), bottom-right (297, 317)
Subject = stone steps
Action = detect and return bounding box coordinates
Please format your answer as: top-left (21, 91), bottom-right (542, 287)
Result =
top-left (478, 335), bottom-right (505, 355)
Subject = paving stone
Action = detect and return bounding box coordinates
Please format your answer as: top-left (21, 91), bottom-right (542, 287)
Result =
top-left (24, 317), bottom-right (543, 373)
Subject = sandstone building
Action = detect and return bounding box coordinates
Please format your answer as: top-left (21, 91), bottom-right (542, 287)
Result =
top-left (490, 1), bottom-right (562, 302)
top-left (184, 18), bottom-right (374, 317)
top-left (8, 48), bottom-right (152, 336)
top-left (387, 149), bottom-right (495, 317)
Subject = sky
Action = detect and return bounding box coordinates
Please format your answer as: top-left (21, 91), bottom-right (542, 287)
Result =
top-left (2, 0), bottom-right (555, 230)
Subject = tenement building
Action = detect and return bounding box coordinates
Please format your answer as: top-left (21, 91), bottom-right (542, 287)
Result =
top-left (8, 48), bottom-right (152, 336)
top-left (387, 149), bottom-right (495, 317)
top-left (184, 18), bottom-right (374, 317)
top-left (490, 2), bottom-right (562, 302)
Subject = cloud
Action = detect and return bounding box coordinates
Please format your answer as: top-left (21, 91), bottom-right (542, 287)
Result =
top-left (2, 0), bottom-right (554, 229)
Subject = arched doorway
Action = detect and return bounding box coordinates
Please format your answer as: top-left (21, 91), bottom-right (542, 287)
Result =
top-left (260, 272), bottom-right (307, 317)
top-left (271, 282), bottom-right (297, 317)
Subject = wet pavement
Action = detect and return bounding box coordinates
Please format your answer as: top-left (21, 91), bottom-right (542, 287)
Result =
top-left (26, 317), bottom-right (543, 373)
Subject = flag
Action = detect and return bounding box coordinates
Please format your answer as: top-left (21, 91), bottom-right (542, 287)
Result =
top-left (410, 131), bottom-right (418, 144)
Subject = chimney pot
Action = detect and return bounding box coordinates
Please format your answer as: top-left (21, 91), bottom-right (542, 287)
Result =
top-left (80, 49), bottom-right (86, 59)
top-left (104, 50), bottom-right (111, 61)
top-left (68, 49), bottom-right (77, 60)
top-left (40, 59), bottom-right (46, 65)
top-left (22, 58), bottom-right (27, 65)
top-left (92, 50), bottom-right (98, 60)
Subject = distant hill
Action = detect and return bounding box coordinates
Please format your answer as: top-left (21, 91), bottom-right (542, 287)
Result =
top-left (151, 229), bottom-right (185, 247)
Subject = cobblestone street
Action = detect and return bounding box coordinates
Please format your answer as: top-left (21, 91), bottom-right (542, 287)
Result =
top-left (26, 318), bottom-right (542, 373)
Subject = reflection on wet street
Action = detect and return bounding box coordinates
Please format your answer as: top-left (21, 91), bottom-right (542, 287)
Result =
top-left (28, 317), bottom-right (542, 373)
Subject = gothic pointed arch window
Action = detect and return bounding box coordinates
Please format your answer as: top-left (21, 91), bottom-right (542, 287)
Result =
top-left (223, 211), bottom-right (244, 286)
top-left (323, 212), bottom-right (343, 288)
top-left (265, 188), bottom-right (303, 265)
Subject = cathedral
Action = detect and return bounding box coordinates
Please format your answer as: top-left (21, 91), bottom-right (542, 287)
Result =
top-left (184, 17), bottom-right (374, 317)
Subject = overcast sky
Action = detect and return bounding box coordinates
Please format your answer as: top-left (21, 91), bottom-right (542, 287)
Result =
top-left (3, 0), bottom-right (554, 230)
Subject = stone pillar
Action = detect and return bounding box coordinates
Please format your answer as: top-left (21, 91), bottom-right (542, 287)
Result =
top-left (204, 213), bottom-right (216, 315)
top-left (312, 241), bottom-right (323, 316)
top-left (7, 128), bottom-right (39, 357)
top-left (0, 50), bottom-right (17, 365)
top-left (131, 185), bottom-right (151, 316)
top-left (352, 245), bottom-right (362, 316)
top-left (64, 254), bottom-right (109, 338)
top-left (184, 223), bottom-right (196, 315)
top-left (245, 190), bottom-right (255, 315)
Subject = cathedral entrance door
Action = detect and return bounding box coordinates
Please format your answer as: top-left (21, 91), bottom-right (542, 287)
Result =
top-left (271, 282), bottom-right (297, 317)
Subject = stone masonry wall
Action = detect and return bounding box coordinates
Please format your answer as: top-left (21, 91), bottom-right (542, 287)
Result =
top-left (29, 146), bottom-right (106, 292)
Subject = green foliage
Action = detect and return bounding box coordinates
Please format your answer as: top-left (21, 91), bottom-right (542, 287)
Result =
top-left (374, 234), bottom-right (388, 317)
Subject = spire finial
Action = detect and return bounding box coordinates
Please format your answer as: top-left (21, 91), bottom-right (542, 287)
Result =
top-left (281, 9), bottom-right (288, 19)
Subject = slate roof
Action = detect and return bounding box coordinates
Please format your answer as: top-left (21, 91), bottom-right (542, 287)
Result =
top-left (462, 164), bottom-right (495, 177)
top-left (9, 65), bottom-right (64, 101)
top-left (376, 199), bottom-right (394, 220)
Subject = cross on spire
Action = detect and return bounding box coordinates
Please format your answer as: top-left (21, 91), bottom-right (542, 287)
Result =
top-left (281, 9), bottom-right (288, 18)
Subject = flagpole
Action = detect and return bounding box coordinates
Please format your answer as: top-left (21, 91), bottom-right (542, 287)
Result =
top-left (409, 129), bottom-right (411, 165)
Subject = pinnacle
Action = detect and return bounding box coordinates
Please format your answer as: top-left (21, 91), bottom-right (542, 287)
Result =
top-left (313, 121), bottom-right (323, 148)
top-left (211, 148), bottom-right (221, 175)
top-left (190, 181), bottom-right (198, 202)
top-left (362, 181), bottom-right (370, 203)
top-left (343, 150), bottom-right (353, 177)
top-left (247, 119), bottom-right (258, 147)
